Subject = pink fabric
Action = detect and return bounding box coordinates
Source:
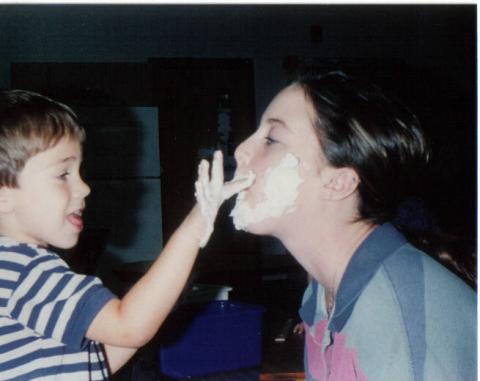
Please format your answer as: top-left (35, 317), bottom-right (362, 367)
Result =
top-left (305, 321), bottom-right (368, 381)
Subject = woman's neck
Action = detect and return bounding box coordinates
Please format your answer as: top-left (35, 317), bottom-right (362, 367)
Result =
top-left (280, 218), bottom-right (377, 296)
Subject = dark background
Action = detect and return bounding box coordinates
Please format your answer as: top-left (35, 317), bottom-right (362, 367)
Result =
top-left (1, 2), bottom-right (475, 300)
top-left (0, 4), bottom-right (476, 380)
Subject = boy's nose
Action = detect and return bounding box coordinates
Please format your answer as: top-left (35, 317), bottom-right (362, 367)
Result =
top-left (75, 178), bottom-right (91, 199)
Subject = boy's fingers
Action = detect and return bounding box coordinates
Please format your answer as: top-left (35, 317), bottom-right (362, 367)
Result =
top-left (198, 159), bottom-right (207, 181)
top-left (210, 150), bottom-right (224, 192)
top-left (198, 159), bottom-right (210, 199)
top-left (222, 171), bottom-right (255, 200)
top-left (194, 153), bottom-right (251, 248)
top-left (194, 180), bottom-right (204, 203)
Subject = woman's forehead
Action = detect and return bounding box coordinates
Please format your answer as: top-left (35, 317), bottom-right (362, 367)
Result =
top-left (262, 85), bottom-right (317, 135)
top-left (265, 84), bottom-right (305, 112)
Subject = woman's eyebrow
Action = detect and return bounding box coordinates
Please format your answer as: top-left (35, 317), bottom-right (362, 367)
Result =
top-left (266, 117), bottom-right (285, 126)
top-left (266, 117), bottom-right (291, 131)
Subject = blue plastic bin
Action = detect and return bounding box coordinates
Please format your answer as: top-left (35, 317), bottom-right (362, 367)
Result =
top-left (158, 301), bottom-right (264, 379)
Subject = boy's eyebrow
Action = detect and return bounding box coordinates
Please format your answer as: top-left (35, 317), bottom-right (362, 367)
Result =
top-left (48, 156), bottom-right (79, 167)
top-left (62, 156), bottom-right (77, 162)
top-left (59, 156), bottom-right (78, 163)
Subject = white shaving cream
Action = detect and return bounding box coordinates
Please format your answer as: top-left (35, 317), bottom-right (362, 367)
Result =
top-left (230, 153), bottom-right (304, 231)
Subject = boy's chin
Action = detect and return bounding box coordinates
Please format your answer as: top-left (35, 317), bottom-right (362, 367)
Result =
top-left (50, 237), bottom-right (79, 250)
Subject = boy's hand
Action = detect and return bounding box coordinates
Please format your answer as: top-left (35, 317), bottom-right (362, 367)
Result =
top-left (195, 150), bottom-right (255, 248)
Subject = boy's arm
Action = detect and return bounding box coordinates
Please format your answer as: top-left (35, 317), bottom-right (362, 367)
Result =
top-left (88, 205), bottom-right (206, 349)
top-left (103, 344), bottom-right (138, 374)
top-left (98, 206), bottom-right (205, 374)
top-left (86, 151), bottom-right (254, 370)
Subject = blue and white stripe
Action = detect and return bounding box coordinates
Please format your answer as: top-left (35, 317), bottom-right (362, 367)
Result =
top-left (0, 237), bottom-right (115, 380)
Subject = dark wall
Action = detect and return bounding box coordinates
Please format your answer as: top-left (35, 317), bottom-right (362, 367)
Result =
top-left (0, 4), bottom-right (476, 251)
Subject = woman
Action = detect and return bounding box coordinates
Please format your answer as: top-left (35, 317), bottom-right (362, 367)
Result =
top-left (230, 72), bottom-right (476, 381)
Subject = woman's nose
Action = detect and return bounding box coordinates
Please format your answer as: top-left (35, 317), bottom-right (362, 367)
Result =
top-left (234, 137), bottom-right (253, 168)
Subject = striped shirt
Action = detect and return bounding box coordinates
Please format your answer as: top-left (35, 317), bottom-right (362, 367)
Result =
top-left (0, 236), bottom-right (116, 380)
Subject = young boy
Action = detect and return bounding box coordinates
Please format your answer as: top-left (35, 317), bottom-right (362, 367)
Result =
top-left (0, 90), bottom-right (253, 380)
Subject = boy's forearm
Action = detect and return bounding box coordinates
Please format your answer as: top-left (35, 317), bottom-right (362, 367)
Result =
top-left (119, 205), bottom-right (204, 340)
top-left (103, 344), bottom-right (137, 374)
top-left (87, 205), bottom-right (204, 347)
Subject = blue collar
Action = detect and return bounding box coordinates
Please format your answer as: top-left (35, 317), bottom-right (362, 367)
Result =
top-left (299, 223), bottom-right (408, 331)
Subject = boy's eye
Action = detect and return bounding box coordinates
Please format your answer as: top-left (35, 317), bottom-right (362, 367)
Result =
top-left (265, 136), bottom-right (278, 146)
top-left (58, 172), bottom-right (70, 180)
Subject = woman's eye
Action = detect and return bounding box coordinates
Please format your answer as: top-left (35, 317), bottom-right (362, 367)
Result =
top-left (265, 136), bottom-right (278, 146)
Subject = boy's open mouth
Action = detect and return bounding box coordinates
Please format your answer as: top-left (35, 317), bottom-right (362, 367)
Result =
top-left (66, 210), bottom-right (84, 230)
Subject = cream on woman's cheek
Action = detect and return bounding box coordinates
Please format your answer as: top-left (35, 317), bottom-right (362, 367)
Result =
top-left (230, 153), bottom-right (304, 231)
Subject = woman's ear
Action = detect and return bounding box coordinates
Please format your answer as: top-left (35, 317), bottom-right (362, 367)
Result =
top-left (321, 167), bottom-right (360, 201)
top-left (0, 187), bottom-right (14, 213)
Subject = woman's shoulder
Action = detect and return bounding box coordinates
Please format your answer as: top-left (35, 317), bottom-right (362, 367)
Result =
top-left (383, 242), bottom-right (475, 302)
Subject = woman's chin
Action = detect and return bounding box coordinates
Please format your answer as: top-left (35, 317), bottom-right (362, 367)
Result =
top-left (230, 197), bottom-right (283, 236)
top-left (234, 217), bottom-right (278, 237)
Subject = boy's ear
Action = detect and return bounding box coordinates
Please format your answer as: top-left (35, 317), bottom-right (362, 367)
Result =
top-left (321, 167), bottom-right (360, 201)
top-left (0, 187), bottom-right (14, 213)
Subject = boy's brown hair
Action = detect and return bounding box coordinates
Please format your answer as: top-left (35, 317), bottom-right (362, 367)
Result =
top-left (0, 90), bottom-right (85, 187)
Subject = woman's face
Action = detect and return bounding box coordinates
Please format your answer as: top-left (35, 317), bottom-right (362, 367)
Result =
top-left (231, 84), bottom-right (330, 235)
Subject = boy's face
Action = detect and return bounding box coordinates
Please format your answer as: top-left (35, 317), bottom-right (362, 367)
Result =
top-left (4, 137), bottom-right (90, 249)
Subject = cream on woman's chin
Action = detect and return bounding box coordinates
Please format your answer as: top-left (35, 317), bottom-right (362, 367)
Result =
top-left (230, 153), bottom-right (304, 231)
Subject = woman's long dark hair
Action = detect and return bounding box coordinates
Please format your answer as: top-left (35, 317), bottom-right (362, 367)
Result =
top-left (298, 71), bottom-right (475, 288)
top-left (297, 71), bottom-right (430, 225)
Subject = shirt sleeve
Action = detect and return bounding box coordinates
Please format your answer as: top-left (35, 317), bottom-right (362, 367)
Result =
top-left (6, 245), bottom-right (116, 350)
